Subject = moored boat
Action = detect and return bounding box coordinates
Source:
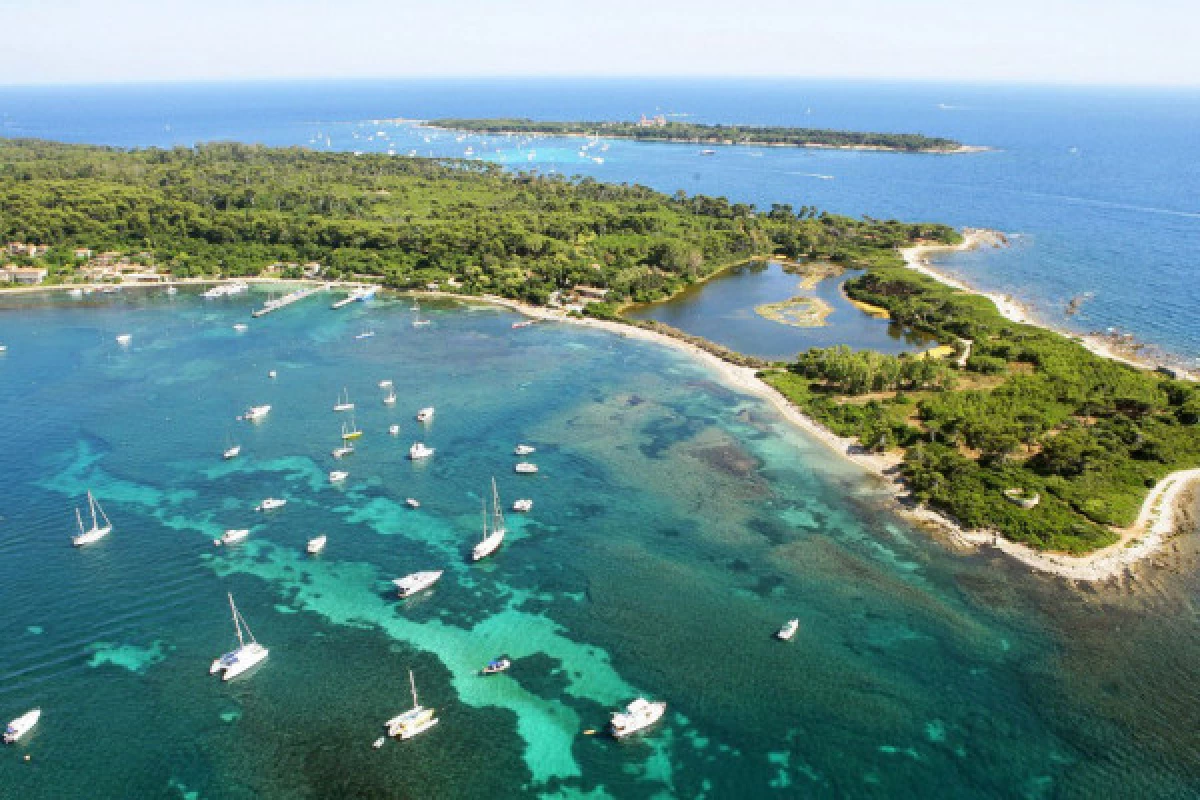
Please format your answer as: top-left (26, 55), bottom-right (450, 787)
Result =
top-left (255, 497), bottom-right (286, 512)
top-left (511, 498), bottom-right (533, 513)
top-left (405, 498), bottom-right (420, 509)
top-left (209, 593), bottom-right (269, 681)
top-left (223, 443), bottom-right (242, 460)
top-left (776, 619), bottom-right (800, 641)
top-left (72, 491), bottom-right (113, 547)
top-left (384, 670), bottom-right (438, 739)
top-left (415, 406), bottom-right (435, 423)
top-left (329, 470), bottom-right (349, 483)
top-left (610, 698), bottom-right (666, 738)
top-left (214, 528), bottom-right (250, 546)
top-left (408, 442), bottom-right (435, 460)
top-left (393, 570), bottom-right (443, 598)
top-left (514, 444), bottom-right (536, 456)
top-left (240, 404), bottom-right (271, 422)
top-left (116, 333), bottom-right (132, 345)
top-left (388, 424), bottom-right (401, 436)
top-left (481, 658), bottom-right (511, 675)
top-left (514, 462), bottom-right (538, 474)
top-left (332, 444), bottom-right (355, 458)
top-left (307, 535), bottom-right (328, 554)
top-left (3, 709), bottom-right (41, 744)
top-left (333, 387), bottom-right (354, 412)
top-left (472, 478), bottom-right (507, 562)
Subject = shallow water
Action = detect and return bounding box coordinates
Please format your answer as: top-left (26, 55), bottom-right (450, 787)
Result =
top-left (624, 263), bottom-right (933, 361)
top-left (0, 290), bottom-right (1197, 797)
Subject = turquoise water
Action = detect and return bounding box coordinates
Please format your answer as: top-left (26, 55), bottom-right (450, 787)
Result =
top-left (1, 290), bottom-right (1198, 797)
top-left (624, 263), bottom-right (934, 361)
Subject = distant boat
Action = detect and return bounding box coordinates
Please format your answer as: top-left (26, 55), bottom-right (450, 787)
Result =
top-left (481, 658), bottom-right (511, 675)
top-left (166, 286), bottom-right (178, 295)
top-left (334, 387), bottom-right (354, 412)
top-left (223, 433), bottom-right (241, 460)
top-left (379, 379), bottom-right (394, 389)
top-left (393, 570), bottom-right (443, 598)
top-left (329, 470), bottom-right (349, 483)
top-left (332, 444), bottom-right (355, 459)
top-left (69, 287), bottom-right (83, 297)
top-left (342, 418), bottom-right (363, 440)
top-left (388, 424), bottom-right (401, 436)
top-left (72, 491), bottom-right (112, 547)
top-left (405, 498), bottom-right (420, 509)
top-left (255, 497), bottom-right (286, 512)
top-left (214, 528), bottom-right (250, 547)
top-left (383, 388), bottom-right (397, 405)
top-left (232, 323), bottom-right (248, 332)
top-left (355, 330), bottom-right (375, 340)
top-left (384, 670), bottom-right (439, 740)
top-left (408, 442), bottom-right (435, 460)
top-left (699, 149), bottom-right (716, 156)
top-left (776, 619), bottom-right (800, 641)
top-left (514, 462), bottom-right (538, 474)
top-left (514, 444), bottom-right (536, 456)
top-left (3, 708), bottom-right (41, 744)
top-left (240, 404), bottom-right (271, 422)
top-left (416, 406), bottom-right (435, 423)
top-left (512, 320), bottom-right (535, 329)
top-left (412, 301), bottom-right (430, 327)
top-left (116, 333), bottom-right (132, 345)
top-left (209, 593), bottom-right (269, 681)
top-left (307, 535), bottom-right (328, 555)
top-left (610, 698), bottom-right (666, 738)
top-left (472, 478), bottom-right (507, 562)
top-left (511, 498), bottom-right (533, 513)
top-left (268, 370), bottom-right (277, 379)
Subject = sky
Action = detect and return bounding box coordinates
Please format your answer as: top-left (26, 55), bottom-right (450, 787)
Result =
top-left (1, 0), bottom-right (1196, 86)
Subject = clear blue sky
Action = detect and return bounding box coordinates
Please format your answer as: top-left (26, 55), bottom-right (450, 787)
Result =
top-left (3, 0), bottom-right (1195, 86)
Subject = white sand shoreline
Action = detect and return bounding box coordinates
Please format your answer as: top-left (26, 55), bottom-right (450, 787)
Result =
top-left (5, 273), bottom-right (1194, 583)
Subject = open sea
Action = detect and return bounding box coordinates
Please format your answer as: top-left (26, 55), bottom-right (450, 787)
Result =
top-left (1, 81), bottom-right (1199, 798)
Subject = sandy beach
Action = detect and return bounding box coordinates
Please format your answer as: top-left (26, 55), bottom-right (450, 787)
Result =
top-left (4, 272), bottom-right (1194, 582)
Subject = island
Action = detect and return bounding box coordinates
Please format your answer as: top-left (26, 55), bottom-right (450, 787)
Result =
top-left (425, 117), bottom-right (972, 153)
top-left (2, 138), bottom-right (1196, 575)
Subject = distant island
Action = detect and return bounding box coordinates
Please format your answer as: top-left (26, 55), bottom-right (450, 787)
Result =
top-left (3, 139), bottom-right (1196, 571)
top-left (426, 117), bottom-right (973, 153)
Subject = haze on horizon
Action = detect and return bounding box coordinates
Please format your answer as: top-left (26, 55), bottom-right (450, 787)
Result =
top-left (1, 0), bottom-right (1196, 87)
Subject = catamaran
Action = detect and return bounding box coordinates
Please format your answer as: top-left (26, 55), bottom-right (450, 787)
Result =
top-left (342, 418), bottom-right (363, 441)
top-left (384, 670), bottom-right (438, 740)
top-left (72, 491), bottom-right (112, 547)
top-left (209, 593), bottom-right (269, 681)
top-left (393, 570), bottom-right (443, 598)
top-left (3, 709), bottom-right (41, 744)
top-left (609, 698), bottom-right (667, 738)
top-left (333, 388), bottom-right (354, 412)
top-left (214, 528), bottom-right (250, 546)
top-left (776, 619), bottom-right (800, 641)
top-left (472, 478), bottom-right (507, 562)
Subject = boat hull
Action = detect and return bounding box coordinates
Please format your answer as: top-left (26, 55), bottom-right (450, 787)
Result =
top-left (72, 525), bottom-right (112, 547)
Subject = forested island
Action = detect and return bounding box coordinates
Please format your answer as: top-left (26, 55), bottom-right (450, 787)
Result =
top-left (427, 118), bottom-right (968, 153)
top-left (3, 138), bottom-right (1197, 557)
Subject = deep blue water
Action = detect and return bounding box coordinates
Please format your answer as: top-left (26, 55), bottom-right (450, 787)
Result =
top-left (2, 78), bottom-right (1199, 364)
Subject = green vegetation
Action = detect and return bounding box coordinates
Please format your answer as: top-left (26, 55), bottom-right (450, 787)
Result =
top-left (762, 252), bottom-right (1200, 554)
top-left (0, 139), bottom-right (952, 302)
top-left (429, 118), bottom-right (964, 153)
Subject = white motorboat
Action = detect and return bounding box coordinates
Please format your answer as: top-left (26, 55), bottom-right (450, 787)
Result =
top-left (610, 698), bottom-right (667, 738)
top-left (268, 370), bottom-right (277, 379)
top-left (408, 442), bottom-right (435, 460)
top-left (514, 462), bottom-right (538, 474)
top-left (393, 570), bottom-right (443, 598)
top-left (514, 444), bottom-right (536, 456)
top-left (116, 333), bottom-right (132, 345)
top-left (415, 406), bottom-right (435, 423)
top-left (385, 670), bottom-right (438, 739)
top-left (332, 444), bottom-right (355, 459)
top-left (379, 379), bottom-right (393, 388)
top-left (511, 320), bottom-right (535, 329)
top-left (472, 478), bottom-right (507, 562)
top-left (72, 491), bottom-right (113, 547)
top-left (405, 498), bottom-right (420, 509)
top-left (209, 593), bottom-right (269, 681)
top-left (334, 387), bottom-right (355, 412)
top-left (388, 424), bottom-right (401, 436)
top-left (166, 286), bottom-right (178, 295)
top-left (223, 443), bottom-right (242, 460)
top-left (214, 528), bottom-right (250, 546)
top-left (307, 535), bottom-right (328, 554)
top-left (232, 323), bottom-right (249, 332)
top-left (511, 498), bottom-right (533, 513)
top-left (329, 470), bottom-right (349, 483)
top-left (256, 497), bottom-right (286, 512)
top-left (241, 404), bottom-right (271, 422)
top-left (3, 709), bottom-right (41, 744)
top-left (776, 619), bottom-right (800, 641)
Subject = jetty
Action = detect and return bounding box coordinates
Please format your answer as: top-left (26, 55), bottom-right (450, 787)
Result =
top-left (252, 283), bottom-right (331, 317)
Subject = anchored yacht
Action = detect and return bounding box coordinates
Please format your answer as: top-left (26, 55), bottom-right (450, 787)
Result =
top-left (333, 387), bottom-right (354, 412)
top-left (472, 478), bottom-right (507, 562)
top-left (393, 570), bottom-right (443, 598)
top-left (610, 698), bottom-right (666, 738)
top-left (72, 491), bottom-right (113, 547)
top-left (241, 404), bottom-right (271, 422)
top-left (307, 535), bottom-right (328, 555)
top-left (408, 442), bottom-right (435, 460)
top-left (415, 406), bottom-right (435, 423)
top-left (776, 619), bottom-right (800, 641)
top-left (209, 593), bottom-right (269, 681)
top-left (214, 528), bottom-right (250, 546)
top-left (256, 497), bottom-right (286, 512)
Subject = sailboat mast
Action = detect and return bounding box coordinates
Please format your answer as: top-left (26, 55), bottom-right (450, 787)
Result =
top-left (491, 477), bottom-right (505, 532)
top-left (75, 507), bottom-right (84, 536)
top-left (228, 593), bottom-right (245, 648)
top-left (409, 669), bottom-right (419, 707)
top-left (88, 491), bottom-right (99, 531)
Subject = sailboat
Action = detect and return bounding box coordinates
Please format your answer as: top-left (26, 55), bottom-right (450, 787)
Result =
top-left (384, 670), bottom-right (439, 739)
top-left (209, 593), bottom-right (269, 681)
top-left (72, 491), bottom-right (112, 547)
top-left (342, 417), bottom-right (363, 440)
top-left (471, 478), bottom-right (507, 562)
top-left (383, 387), bottom-right (397, 405)
top-left (412, 301), bottom-right (430, 327)
top-left (333, 387), bottom-right (354, 412)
